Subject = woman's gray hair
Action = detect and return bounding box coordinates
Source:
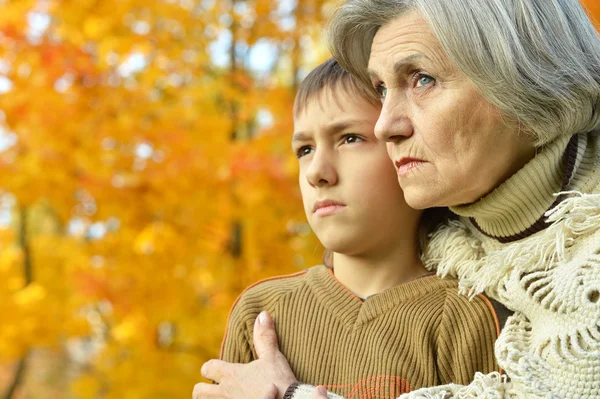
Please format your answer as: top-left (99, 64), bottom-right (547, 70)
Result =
top-left (327, 0), bottom-right (600, 146)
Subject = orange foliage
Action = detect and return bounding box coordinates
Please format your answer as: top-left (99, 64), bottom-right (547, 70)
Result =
top-left (0, 0), bottom-right (329, 397)
top-left (581, 0), bottom-right (600, 26)
top-left (2, 0), bottom-right (596, 397)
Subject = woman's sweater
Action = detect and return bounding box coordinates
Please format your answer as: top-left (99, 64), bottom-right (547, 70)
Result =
top-left (291, 131), bottom-right (600, 399)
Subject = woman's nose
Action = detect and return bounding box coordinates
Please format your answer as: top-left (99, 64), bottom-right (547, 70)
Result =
top-left (374, 93), bottom-right (414, 143)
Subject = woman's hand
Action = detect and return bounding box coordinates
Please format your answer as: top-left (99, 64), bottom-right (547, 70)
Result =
top-left (192, 311), bottom-right (298, 399)
top-left (312, 386), bottom-right (329, 398)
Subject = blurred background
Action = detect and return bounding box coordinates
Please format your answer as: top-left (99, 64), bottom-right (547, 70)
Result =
top-left (0, 0), bottom-right (598, 398)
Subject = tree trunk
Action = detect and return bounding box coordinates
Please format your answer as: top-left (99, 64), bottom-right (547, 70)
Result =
top-left (4, 207), bottom-right (33, 399)
top-left (3, 358), bottom-right (26, 399)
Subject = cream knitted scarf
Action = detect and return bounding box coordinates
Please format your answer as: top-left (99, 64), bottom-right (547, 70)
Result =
top-left (413, 131), bottom-right (600, 399)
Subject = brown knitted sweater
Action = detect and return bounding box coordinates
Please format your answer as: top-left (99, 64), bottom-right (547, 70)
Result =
top-left (220, 266), bottom-right (502, 399)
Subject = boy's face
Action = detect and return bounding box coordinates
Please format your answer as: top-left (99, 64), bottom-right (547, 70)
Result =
top-left (292, 86), bottom-right (422, 256)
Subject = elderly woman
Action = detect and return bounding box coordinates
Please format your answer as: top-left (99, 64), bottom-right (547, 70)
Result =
top-left (194, 0), bottom-right (600, 398)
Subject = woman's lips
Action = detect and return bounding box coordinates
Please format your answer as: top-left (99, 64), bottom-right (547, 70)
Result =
top-left (395, 158), bottom-right (426, 176)
top-left (313, 200), bottom-right (346, 216)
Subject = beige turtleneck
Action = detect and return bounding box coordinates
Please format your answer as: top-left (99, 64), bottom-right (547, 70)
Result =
top-left (450, 133), bottom-right (598, 241)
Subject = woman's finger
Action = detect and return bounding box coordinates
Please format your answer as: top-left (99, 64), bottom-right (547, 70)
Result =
top-left (192, 382), bottom-right (223, 399)
top-left (253, 311), bottom-right (280, 360)
top-left (201, 359), bottom-right (238, 383)
top-left (312, 386), bottom-right (329, 399)
top-left (259, 383), bottom-right (278, 399)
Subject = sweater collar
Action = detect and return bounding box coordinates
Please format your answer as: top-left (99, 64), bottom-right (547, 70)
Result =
top-left (449, 134), bottom-right (580, 242)
top-left (307, 266), bottom-right (451, 328)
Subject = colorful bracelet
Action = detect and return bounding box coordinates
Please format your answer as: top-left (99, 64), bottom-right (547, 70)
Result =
top-left (283, 381), bottom-right (301, 399)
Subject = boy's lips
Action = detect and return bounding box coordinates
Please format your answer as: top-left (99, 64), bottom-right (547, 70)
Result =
top-left (313, 199), bottom-right (346, 216)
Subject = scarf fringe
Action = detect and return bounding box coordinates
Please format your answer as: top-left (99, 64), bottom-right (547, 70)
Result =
top-left (399, 373), bottom-right (508, 399)
top-left (424, 192), bottom-right (600, 298)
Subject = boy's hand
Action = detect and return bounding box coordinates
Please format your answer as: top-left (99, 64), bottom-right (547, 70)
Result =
top-left (193, 311), bottom-right (298, 399)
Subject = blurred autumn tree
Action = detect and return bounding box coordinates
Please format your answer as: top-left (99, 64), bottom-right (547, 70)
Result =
top-left (2, 0), bottom-right (599, 398)
top-left (0, 0), bottom-right (332, 397)
top-left (582, 0), bottom-right (600, 28)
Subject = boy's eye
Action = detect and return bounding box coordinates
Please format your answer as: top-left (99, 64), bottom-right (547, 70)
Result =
top-left (415, 74), bottom-right (435, 88)
top-left (342, 134), bottom-right (363, 144)
top-left (296, 146), bottom-right (313, 158)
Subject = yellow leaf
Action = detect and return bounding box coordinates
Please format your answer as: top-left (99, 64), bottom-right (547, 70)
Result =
top-left (70, 374), bottom-right (102, 399)
top-left (13, 283), bottom-right (46, 307)
top-left (83, 17), bottom-right (108, 41)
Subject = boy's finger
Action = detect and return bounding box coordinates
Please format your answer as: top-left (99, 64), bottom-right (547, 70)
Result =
top-left (253, 311), bottom-right (280, 359)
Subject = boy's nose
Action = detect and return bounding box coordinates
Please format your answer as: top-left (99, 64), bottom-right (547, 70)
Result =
top-left (306, 153), bottom-right (338, 187)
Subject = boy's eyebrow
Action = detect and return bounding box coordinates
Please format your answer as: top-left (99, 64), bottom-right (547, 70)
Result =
top-left (367, 53), bottom-right (429, 79)
top-left (291, 132), bottom-right (310, 142)
top-left (292, 120), bottom-right (368, 142)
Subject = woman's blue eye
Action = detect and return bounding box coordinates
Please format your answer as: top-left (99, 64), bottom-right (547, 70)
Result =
top-left (415, 74), bottom-right (435, 88)
top-left (375, 84), bottom-right (387, 99)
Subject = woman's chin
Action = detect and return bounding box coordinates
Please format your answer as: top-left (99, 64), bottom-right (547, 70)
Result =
top-left (401, 182), bottom-right (478, 209)
top-left (402, 188), bottom-right (440, 210)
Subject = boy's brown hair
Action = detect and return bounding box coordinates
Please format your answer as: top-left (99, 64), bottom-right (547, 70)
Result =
top-left (293, 57), bottom-right (380, 117)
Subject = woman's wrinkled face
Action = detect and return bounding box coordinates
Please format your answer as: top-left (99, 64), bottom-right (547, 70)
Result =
top-left (368, 12), bottom-right (536, 209)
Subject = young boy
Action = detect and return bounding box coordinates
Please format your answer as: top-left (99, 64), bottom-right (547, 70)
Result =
top-left (219, 59), bottom-right (502, 398)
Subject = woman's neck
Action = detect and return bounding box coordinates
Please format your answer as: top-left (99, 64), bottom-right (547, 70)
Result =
top-left (331, 241), bottom-right (427, 300)
top-left (450, 134), bottom-right (583, 242)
